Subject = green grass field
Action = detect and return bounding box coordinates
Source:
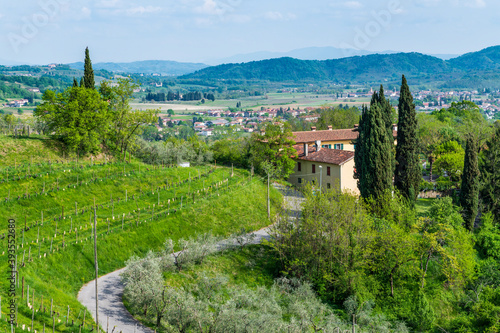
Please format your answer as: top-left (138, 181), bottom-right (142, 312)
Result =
top-left (129, 92), bottom-right (372, 113)
top-left (0, 135), bottom-right (282, 332)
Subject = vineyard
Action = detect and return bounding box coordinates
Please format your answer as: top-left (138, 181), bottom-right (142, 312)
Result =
top-left (0, 136), bottom-right (282, 333)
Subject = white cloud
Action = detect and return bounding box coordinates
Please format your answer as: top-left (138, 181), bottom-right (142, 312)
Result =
top-left (195, 17), bottom-right (212, 26)
top-left (195, 0), bottom-right (225, 16)
top-left (97, 0), bottom-right (121, 8)
top-left (126, 6), bottom-right (162, 15)
top-left (227, 14), bottom-right (251, 23)
top-left (263, 11), bottom-right (296, 21)
top-left (466, 0), bottom-right (486, 7)
top-left (76, 7), bottom-right (92, 20)
top-left (343, 1), bottom-right (363, 9)
top-left (331, 1), bottom-right (363, 9)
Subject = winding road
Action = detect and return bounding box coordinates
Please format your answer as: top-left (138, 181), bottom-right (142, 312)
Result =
top-left (77, 184), bottom-right (303, 333)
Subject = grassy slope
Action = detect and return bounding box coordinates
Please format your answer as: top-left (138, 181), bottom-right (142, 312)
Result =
top-left (0, 135), bottom-right (282, 332)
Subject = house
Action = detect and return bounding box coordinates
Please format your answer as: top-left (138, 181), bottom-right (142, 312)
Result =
top-left (210, 119), bottom-right (229, 127)
top-left (288, 144), bottom-right (358, 195)
top-left (292, 125), bottom-right (398, 152)
top-left (292, 126), bottom-right (359, 151)
top-left (7, 99), bottom-right (29, 108)
top-left (200, 128), bottom-right (214, 137)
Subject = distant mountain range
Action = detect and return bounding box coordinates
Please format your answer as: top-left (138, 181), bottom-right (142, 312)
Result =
top-left (182, 46), bottom-right (500, 88)
top-left (205, 47), bottom-right (459, 65)
top-left (67, 60), bottom-right (208, 76)
top-left (60, 47), bottom-right (459, 77)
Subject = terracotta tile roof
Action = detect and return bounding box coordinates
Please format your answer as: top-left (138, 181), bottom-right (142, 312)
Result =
top-left (291, 128), bottom-right (397, 143)
top-left (294, 145), bottom-right (354, 166)
top-left (292, 128), bottom-right (358, 143)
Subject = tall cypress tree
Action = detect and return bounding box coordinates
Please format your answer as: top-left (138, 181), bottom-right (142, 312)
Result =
top-left (480, 125), bottom-right (500, 224)
top-left (395, 75), bottom-right (420, 202)
top-left (460, 134), bottom-right (479, 231)
top-left (354, 105), bottom-right (368, 196)
top-left (355, 98), bottom-right (393, 200)
top-left (378, 85), bottom-right (394, 137)
top-left (83, 47), bottom-right (95, 89)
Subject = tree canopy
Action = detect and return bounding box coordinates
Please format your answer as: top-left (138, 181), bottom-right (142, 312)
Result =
top-left (250, 122), bottom-right (297, 179)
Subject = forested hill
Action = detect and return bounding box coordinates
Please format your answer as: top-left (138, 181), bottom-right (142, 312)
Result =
top-left (181, 46), bottom-right (500, 86)
top-left (183, 53), bottom-right (448, 82)
top-left (448, 45), bottom-right (500, 71)
top-left (68, 60), bottom-right (208, 76)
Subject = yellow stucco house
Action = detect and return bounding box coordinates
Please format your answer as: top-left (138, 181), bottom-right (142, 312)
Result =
top-left (287, 143), bottom-right (359, 195)
top-left (287, 126), bottom-right (397, 194)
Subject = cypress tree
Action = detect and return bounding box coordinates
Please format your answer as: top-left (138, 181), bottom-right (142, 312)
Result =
top-left (378, 85), bottom-right (394, 137)
top-left (80, 77), bottom-right (84, 87)
top-left (72, 78), bottom-right (78, 88)
top-left (395, 75), bottom-right (420, 202)
top-left (83, 47), bottom-right (95, 89)
top-left (355, 99), bottom-right (393, 200)
top-left (480, 125), bottom-right (500, 224)
top-left (460, 134), bottom-right (479, 231)
top-left (354, 106), bottom-right (368, 196)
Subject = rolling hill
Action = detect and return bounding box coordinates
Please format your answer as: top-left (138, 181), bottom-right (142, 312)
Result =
top-left (68, 60), bottom-right (208, 76)
top-left (448, 45), bottom-right (500, 71)
top-left (181, 46), bottom-right (500, 87)
top-left (182, 52), bottom-right (450, 83)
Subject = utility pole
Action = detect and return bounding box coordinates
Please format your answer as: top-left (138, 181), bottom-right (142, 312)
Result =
top-left (93, 198), bottom-right (99, 333)
top-left (319, 165), bottom-right (323, 194)
top-left (267, 172), bottom-right (270, 219)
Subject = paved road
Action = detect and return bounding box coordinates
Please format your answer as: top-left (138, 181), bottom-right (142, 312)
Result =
top-left (77, 184), bottom-right (303, 333)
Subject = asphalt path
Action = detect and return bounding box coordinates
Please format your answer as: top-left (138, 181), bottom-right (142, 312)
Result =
top-left (77, 184), bottom-right (303, 333)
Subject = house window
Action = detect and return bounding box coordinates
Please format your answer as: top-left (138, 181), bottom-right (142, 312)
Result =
top-left (334, 144), bottom-right (344, 150)
top-left (298, 162), bottom-right (302, 172)
top-left (298, 178), bottom-right (302, 184)
top-left (312, 164), bottom-right (316, 173)
top-left (327, 183), bottom-right (331, 189)
top-left (327, 166), bottom-right (331, 176)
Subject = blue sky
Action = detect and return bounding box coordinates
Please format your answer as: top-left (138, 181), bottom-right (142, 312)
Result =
top-left (1, 0), bottom-right (499, 64)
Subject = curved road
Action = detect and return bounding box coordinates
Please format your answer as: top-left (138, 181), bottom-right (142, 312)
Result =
top-left (77, 184), bottom-right (303, 333)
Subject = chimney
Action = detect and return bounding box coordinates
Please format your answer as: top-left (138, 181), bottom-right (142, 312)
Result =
top-left (328, 125), bottom-right (333, 131)
top-left (304, 143), bottom-right (308, 157)
top-left (316, 140), bottom-right (322, 152)
top-left (311, 126), bottom-right (316, 131)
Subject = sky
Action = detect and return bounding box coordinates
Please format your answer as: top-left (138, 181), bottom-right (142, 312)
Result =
top-left (0, 0), bottom-right (499, 65)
